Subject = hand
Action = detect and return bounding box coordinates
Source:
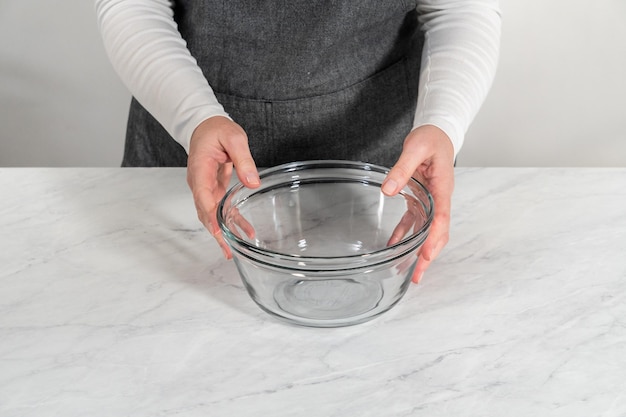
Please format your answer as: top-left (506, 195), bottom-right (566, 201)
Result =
top-left (186, 116), bottom-right (260, 258)
top-left (381, 125), bottom-right (455, 284)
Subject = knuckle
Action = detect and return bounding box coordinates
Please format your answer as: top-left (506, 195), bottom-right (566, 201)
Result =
top-left (192, 194), bottom-right (218, 219)
top-left (235, 155), bottom-right (255, 168)
top-left (433, 229), bottom-right (449, 246)
top-left (225, 127), bottom-right (249, 145)
top-left (392, 163), bottom-right (414, 181)
top-left (186, 170), bottom-right (194, 188)
top-left (435, 211), bottom-right (451, 223)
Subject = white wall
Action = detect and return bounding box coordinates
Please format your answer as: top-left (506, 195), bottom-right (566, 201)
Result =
top-left (459, 0), bottom-right (626, 166)
top-left (0, 0), bottom-right (128, 167)
top-left (1, 0), bottom-right (625, 167)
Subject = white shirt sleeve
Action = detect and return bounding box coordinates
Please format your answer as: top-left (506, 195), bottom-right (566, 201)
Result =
top-left (95, 0), bottom-right (501, 157)
top-left (95, 0), bottom-right (230, 153)
top-left (414, 0), bottom-right (502, 156)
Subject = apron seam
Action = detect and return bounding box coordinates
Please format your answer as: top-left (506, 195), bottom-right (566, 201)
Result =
top-left (218, 0), bottom-right (226, 80)
top-left (264, 101), bottom-right (273, 146)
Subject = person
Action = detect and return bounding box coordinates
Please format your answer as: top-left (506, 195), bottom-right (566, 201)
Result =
top-left (95, 0), bottom-right (501, 283)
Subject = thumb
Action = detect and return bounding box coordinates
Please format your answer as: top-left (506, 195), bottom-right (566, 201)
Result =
top-left (217, 123), bottom-right (261, 189)
top-left (382, 147), bottom-right (427, 196)
top-left (232, 153), bottom-right (261, 189)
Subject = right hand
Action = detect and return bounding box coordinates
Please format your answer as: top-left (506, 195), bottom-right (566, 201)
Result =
top-left (381, 125), bottom-right (455, 284)
top-left (186, 116), bottom-right (260, 258)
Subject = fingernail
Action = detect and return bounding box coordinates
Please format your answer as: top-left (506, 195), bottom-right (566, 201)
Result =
top-left (413, 271), bottom-right (424, 284)
top-left (246, 173), bottom-right (260, 186)
top-left (382, 179), bottom-right (398, 195)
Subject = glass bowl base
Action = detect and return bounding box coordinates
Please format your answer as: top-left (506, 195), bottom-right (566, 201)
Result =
top-left (272, 278), bottom-right (384, 324)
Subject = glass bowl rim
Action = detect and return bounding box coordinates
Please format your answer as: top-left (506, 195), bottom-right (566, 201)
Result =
top-left (217, 160), bottom-right (435, 262)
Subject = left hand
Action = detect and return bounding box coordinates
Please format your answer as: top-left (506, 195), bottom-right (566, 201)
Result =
top-left (186, 116), bottom-right (260, 259)
top-left (381, 125), bottom-right (455, 284)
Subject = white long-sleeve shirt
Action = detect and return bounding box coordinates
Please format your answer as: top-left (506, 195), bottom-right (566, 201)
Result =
top-left (95, 0), bottom-right (501, 157)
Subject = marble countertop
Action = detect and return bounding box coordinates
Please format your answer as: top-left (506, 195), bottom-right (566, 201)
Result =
top-left (1, 168), bottom-right (625, 416)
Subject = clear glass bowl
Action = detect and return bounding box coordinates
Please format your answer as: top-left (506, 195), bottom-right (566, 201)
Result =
top-left (218, 160), bottom-right (434, 327)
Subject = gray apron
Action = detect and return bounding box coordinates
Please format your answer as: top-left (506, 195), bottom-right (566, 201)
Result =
top-left (123, 0), bottom-right (424, 168)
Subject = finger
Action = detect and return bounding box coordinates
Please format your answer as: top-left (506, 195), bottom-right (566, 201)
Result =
top-left (221, 134), bottom-right (261, 188)
top-left (188, 158), bottom-right (235, 260)
top-left (217, 162), bottom-right (234, 190)
top-left (232, 208), bottom-right (256, 240)
top-left (421, 210), bottom-right (449, 262)
top-left (412, 254), bottom-right (431, 283)
top-left (382, 144), bottom-right (429, 196)
top-left (387, 209), bottom-right (417, 246)
top-left (411, 218), bottom-right (448, 284)
top-left (193, 184), bottom-right (233, 258)
top-left (189, 158), bottom-right (220, 230)
top-left (411, 186), bottom-right (450, 284)
top-left (421, 175), bottom-right (452, 262)
top-left (413, 235), bottom-right (446, 283)
top-left (193, 183), bottom-right (233, 259)
top-left (192, 182), bottom-right (226, 237)
top-left (214, 228), bottom-right (233, 260)
top-left (217, 162), bottom-right (254, 241)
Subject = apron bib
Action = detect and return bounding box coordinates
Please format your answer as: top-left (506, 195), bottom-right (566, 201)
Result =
top-left (123, 0), bottom-right (424, 167)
